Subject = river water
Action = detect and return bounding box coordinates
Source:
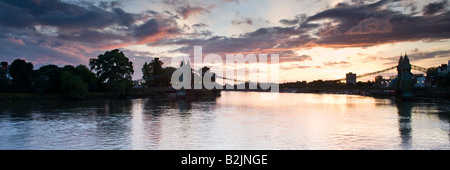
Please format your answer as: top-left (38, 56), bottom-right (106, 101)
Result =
top-left (0, 91), bottom-right (449, 150)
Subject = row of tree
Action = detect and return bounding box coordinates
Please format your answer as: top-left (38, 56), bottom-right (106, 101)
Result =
top-left (0, 59), bottom-right (96, 99)
top-left (0, 48), bottom-right (219, 100)
top-left (0, 49), bottom-right (141, 100)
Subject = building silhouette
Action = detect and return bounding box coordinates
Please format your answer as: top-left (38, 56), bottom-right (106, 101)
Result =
top-left (1, 62), bottom-right (7, 70)
top-left (437, 60), bottom-right (449, 77)
top-left (346, 72), bottom-right (356, 85)
top-left (395, 53), bottom-right (413, 89)
top-left (0, 61), bottom-right (12, 84)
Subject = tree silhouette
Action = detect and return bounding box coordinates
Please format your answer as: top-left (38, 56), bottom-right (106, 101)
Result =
top-left (142, 58), bottom-right (163, 87)
top-left (32, 64), bottom-right (61, 95)
top-left (60, 71), bottom-right (88, 100)
top-left (9, 59), bottom-right (33, 92)
top-left (0, 69), bottom-right (9, 92)
top-left (89, 49), bottom-right (134, 97)
top-left (75, 65), bottom-right (98, 92)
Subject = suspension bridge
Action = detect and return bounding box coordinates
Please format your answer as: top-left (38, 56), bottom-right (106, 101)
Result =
top-left (331, 64), bottom-right (428, 82)
top-left (136, 61), bottom-right (429, 86)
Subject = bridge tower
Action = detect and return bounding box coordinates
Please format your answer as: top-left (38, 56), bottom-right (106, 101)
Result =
top-left (395, 53), bottom-right (414, 98)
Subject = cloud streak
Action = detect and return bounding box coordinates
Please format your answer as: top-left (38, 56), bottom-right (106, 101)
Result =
top-left (423, 0), bottom-right (448, 16)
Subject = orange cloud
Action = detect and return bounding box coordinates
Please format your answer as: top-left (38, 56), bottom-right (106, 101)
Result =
top-left (98, 27), bottom-right (179, 50)
top-left (8, 37), bottom-right (25, 46)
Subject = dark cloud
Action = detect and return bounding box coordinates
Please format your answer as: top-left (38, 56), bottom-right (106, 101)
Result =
top-left (165, 25), bottom-right (311, 60)
top-left (299, 0), bottom-right (450, 48)
top-left (192, 23), bottom-right (208, 28)
top-left (335, 2), bottom-right (350, 8)
top-left (346, 17), bottom-right (393, 35)
top-left (0, 0), bottom-right (132, 29)
top-left (305, 0), bottom-right (395, 35)
top-left (98, 0), bottom-right (121, 9)
top-left (279, 14), bottom-right (307, 26)
top-left (350, 0), bottom-right (376, 6)
top-left (112, 7), bottom-right (139, 27)
top-left (423, 0), bottom-right (448, 16)
top-left (165, 32), bottom-right (313, 65)
top-left (307, 0), bottom-right (389, 21)
top-left (0, 0), bottom-right (183, 71)
top-left (408, 49), bottom-right (450, 61)
top-left (133, 19), bottom-right (159, 37)
top-left (231, 17), bottom-right (253, 25)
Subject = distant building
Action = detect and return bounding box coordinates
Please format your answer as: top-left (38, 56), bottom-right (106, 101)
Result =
top-left (346, 72), bottom-right (356, 85)
top-left (386, 75), bottom-right (398, 88)
top-left (415, 76), bottom-right (426, 87)
top-left (374, 76), bottom-right (383, 87)
top-left (437, 60), bottom-right (449, 77)
top-left (0, 61), bottom-right (12, 83)
top-left (380, 79), bottom-right (390, 88)
top-left (0, 62), bottom-right (7, 70)
top-left (412, 74), bottom-right (425, 87)
top-left (374, 76), bottom-right (391, 88)
top-left (133, 79), bottom-right (145, 88)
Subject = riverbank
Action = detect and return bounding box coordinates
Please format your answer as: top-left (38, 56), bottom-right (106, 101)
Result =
top-left (0, 88), bottom-right (222, 101)
top-left (0, 92), bottom-right (116, 101)
top-left (1, 87), bottom-right (449, 101)
top-left (276, 87), bottom-right (450, 98)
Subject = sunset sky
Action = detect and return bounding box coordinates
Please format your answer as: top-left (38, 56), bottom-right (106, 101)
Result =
top-left (1, 0), bottom-right (450, 82)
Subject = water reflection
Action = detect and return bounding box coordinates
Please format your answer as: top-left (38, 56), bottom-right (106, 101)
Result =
top-left (177, 99), bottom-right (192, 113)
top-left (130, 99), bottom-right (147, 149)
top-left (395, 100), bottom-right (413, 149)
top-left (0, 92), bottom-right (449, 149)
top-left (395, 99), bottom-right (450, 150)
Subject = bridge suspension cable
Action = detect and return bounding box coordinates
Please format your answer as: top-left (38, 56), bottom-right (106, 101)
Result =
top-left (332, 66), bottom-right (397, 81)
top-left (411, 64), bottom-right (428, 72)
top-left (332, 64), bottom-right (429, 81)
top-left (355, 66), bottom-right (397, 79)
top-left (141, 64), bottom-right (430, 83)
